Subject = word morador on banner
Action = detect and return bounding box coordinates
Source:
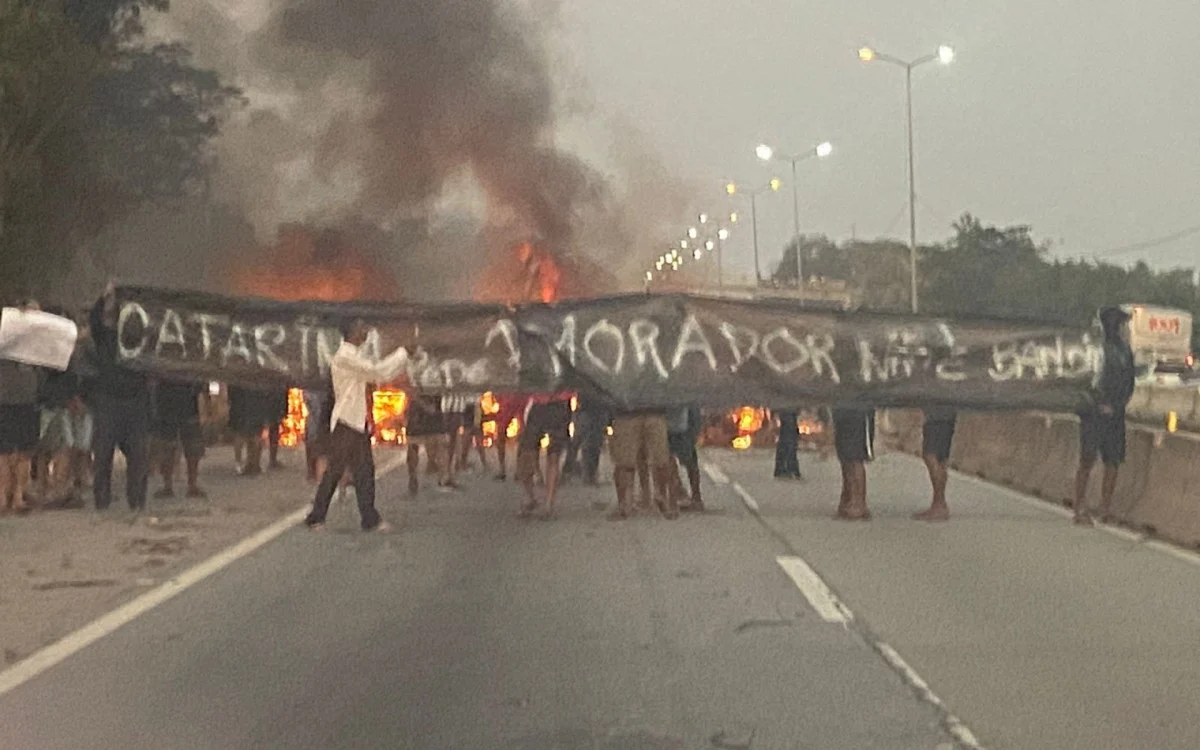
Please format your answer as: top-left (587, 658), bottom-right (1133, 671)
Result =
top-left (113, 286), bottom-right (1104, 412)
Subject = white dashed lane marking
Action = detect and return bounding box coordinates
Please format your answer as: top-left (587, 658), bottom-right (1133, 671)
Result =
top-left (0, 454), bottom-right (407, 698)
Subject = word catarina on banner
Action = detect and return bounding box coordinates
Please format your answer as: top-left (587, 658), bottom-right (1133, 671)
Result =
top-left (112, 286), bottom-right (1103, 412)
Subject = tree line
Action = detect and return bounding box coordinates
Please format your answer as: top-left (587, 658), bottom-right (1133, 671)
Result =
top-left (0, 0), bottom-right (240, 299)
top-left (772, 214), bottom-right (1200, 350)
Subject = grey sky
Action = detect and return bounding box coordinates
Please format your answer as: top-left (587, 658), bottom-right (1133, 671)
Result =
top-left (560, 0), bottom-right (1200, 274)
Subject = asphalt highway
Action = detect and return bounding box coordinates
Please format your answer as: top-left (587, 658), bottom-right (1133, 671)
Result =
top-left (2, 446), bottom-right (1198, 749)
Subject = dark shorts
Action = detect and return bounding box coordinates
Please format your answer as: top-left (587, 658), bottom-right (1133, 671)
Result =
top-left (444, 411), bottom-right (467, 436)
top-left (922, 417), bottom-right (956, 463)
top-left (1080, 413), bottom-right (1125, 467)
top-left (520, 401), bottom-right (572, 453)
top-left (153, 420), bottom-right (206, 460)
top-left (668, 430), bottom-right (699, 470)
top-left (833, 408), bottom-right (875, 464)
top-left (228, 410), bottom-right (268, 435)
top-left (516, 402), bottom-right (571, 481)
top-left (0, 404), bottom-right (40, 454)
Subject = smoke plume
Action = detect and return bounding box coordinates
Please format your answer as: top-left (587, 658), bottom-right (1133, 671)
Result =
top-left (121, 0), bottom-right (697, 302)
top-left (253, 0), bottom-right (604, 253)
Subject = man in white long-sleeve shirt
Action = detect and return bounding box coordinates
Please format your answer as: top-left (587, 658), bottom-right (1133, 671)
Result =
top-left (305, 320), bottom-right (410, 532)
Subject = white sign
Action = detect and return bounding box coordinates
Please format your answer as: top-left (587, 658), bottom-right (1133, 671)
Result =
top-left (0, 308), bottom-right (79, 371)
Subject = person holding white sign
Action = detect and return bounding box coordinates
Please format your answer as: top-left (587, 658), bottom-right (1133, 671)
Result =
top-left (0, 300), bottom-right (45, 513)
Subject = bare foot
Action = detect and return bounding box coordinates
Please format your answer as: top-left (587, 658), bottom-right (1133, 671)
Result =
top-left (518, 502), bottom-right (538, 518)
top-left (836, 507), bottom-right (872, 521)
top-left (307, 522), bottom-right (326, 533)
top-left (368, 520), bottom-right (393, 533)
top-left (912, 506), bottom-right (949, 522)
top-left (607, 508), bottom-right (630, 521)
top-left (1073, 513), bottom-right (1094, 526)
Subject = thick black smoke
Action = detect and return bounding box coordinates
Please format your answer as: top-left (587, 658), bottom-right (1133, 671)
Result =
top-left (253, 0), bottom-right (605, 255)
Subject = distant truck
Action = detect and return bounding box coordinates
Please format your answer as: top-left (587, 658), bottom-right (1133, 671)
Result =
top-left (1116, 304), bottom-right (1194, 374)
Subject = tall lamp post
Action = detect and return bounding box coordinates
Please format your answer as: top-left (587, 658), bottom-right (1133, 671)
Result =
top-left (859, 44), bottom-right (954, 313)
top-left (727, 179), bottom-right (782, 285)
top-left (698, 211), bottom-right (735, 290)
top-left (755, 140), bottom-right (833, 290)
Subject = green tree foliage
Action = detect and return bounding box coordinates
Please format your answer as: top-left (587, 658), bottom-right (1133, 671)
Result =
top-left (0, 0), bottom-right (240, 298)
top-left (772, 213), bottom-right (1200, 348)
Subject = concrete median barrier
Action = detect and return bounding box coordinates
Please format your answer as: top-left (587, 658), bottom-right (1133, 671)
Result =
top-left (1124, 431), bottom-right (1200, 545)
top-left (880, 407), bottom-right (1200, 548)
top-left (1099, 425), bottom-right (1154, 524)
top-left (1128, 383), bottom-right (1200, 431)
top-left (1021, 416), bottom-right (1078, 506)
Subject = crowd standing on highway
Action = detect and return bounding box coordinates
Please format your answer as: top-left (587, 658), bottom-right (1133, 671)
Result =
top-left (0, 296), bottom-right (1138, 536)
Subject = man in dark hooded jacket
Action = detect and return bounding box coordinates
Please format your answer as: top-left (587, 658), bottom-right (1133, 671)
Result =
top-left (1073, 306), bottom-right (1136, 525)
top-left (89, 284), bottom-right (150, 511)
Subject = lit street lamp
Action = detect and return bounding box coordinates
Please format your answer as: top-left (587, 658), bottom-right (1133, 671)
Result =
top-left (698, 210), bottom-right (737, 289)
top-left (756, 140), bottom-right (834, 290)
top-left (859, 43), bottom-right (954, 313)
top-left (728, 178), bottom-right (782, 284)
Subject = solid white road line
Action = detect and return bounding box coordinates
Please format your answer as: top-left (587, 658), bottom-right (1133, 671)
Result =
top-left (876, 643), bottom-right (986, 750)
top-left (949, 468), bottom-right (1073, 519)
top-left (0, 453), bottom-right (406, 699)
top-left (731, 482), bottom-right (759, 513)
top-left (776, 555), bottom-right (852, 624)
top-left (1145, 539), bottom-right (1200, 567)
top-left (701, 461), bottom-right (730, 485)
top-left (1098, 524), bottom-right (1146, 543)
top-left (941, 460), bottom-right (1200, 559)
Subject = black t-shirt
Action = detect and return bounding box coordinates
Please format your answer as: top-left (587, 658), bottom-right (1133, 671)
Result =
top-left (156, 382), bottom-right (202, 424)
top-left (406, 395), bottom-right (444, 437)
top-left (924, 405), bottom-right (957, 423)
top-left (40, 369), bottom-right (83, 409)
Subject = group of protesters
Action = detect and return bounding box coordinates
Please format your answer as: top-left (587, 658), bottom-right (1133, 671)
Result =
top-left (2, 296), bottom-right (1136, 535)
top-left (302, 304), bottom-right (1138, 533)
top-left (0, 285), bottom-right (299, 517)
top-left (769, 305), bottom-right (1137, 526)
top-left (301, 319), bottom-right (710, 531)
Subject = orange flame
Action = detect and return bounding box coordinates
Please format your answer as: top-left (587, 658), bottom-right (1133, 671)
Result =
top-left (731, 406), bottom-right (766, 450)
top-left (516, 241), bottom-right (561, 303)
top-left (372, 389), bottom-right (409, 445)
top-left (234, 225), bottom-right (399, 302)
top-left (477, 391), bottom-right (522, 447)
top-left (735, 407), bottom-right (764, 434)
top-left (277, 387), bottom-right (410, 447)
top-left (278, 388), bottom-right (308, 447)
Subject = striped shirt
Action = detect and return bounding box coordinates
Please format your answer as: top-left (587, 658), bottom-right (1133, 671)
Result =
top-left (441, 394), bottom-right (479, 414)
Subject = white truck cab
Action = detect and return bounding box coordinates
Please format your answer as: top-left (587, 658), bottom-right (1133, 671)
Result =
top-left (1116, 304), bottom-right (1194, 377)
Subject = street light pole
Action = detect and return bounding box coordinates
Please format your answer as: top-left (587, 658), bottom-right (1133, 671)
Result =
top-left (790, 157), bottom-right (801, 288)
top-left (756, 141), bottom-right (832, 292)
top-left (727, 179), bottom-right (777, 287)
top-left (751, 191), bottom-right (761, 285)
top-left (716, 229), bottom-right (724, 290)
top-left (859, 44), bottom-right (954, 314)
top-left (905, 64), bottom-right (918, 313)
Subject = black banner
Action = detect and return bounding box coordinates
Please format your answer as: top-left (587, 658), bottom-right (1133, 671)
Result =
top-left (113, 286), bottom-right (1101, 412)
top-left (113, 286), bottom-right (520, 393)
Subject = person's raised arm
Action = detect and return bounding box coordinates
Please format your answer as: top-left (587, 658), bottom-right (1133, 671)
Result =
top-left (335, 345), bottom-right (412, 384)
